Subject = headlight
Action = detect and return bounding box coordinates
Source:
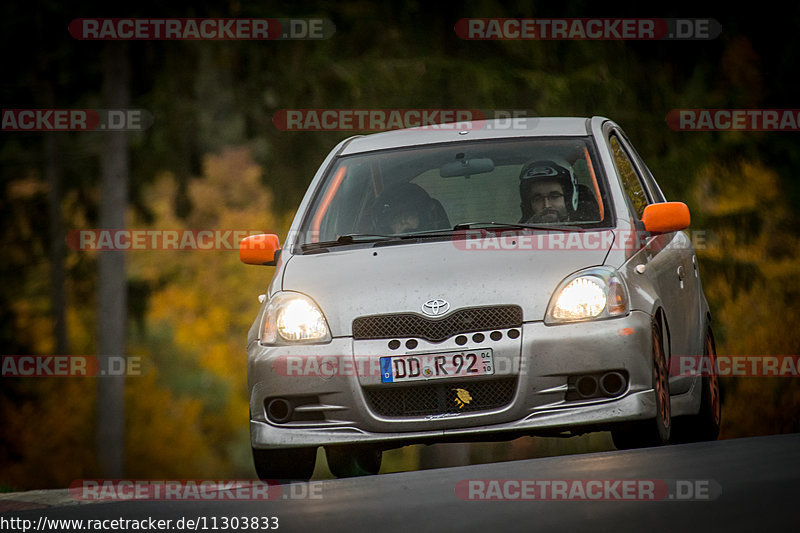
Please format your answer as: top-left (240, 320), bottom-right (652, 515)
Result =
top-left (546, 268), bottom-right (629, 324)
top-left (261, 292), bottom-right (331, 344)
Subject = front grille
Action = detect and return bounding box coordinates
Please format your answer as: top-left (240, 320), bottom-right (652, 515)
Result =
top-left (352, 305), bottom-right (522, 343)
top-left (365, 378), bottom-right (517, 417)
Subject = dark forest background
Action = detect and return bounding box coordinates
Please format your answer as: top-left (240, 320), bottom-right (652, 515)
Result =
top-left (2, 1), bottom-right (800, 488)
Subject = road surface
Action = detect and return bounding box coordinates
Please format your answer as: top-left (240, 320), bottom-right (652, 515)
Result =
top-left (3, 433), bottom-right (798, 532)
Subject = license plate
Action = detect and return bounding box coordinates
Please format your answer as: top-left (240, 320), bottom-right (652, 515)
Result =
top-left (380, 349), bottom-right (494, 383)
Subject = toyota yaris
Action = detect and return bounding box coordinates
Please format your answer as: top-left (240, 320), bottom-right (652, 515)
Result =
top-left (240, 116), bottom-right (720, 480)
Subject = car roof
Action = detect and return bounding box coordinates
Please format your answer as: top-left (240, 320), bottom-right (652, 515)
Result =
top-left (339, 117), bottom-right (602, 155)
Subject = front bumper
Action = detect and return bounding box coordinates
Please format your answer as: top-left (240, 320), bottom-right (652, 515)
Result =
top-left (248, 309), bottom-right (700, 449)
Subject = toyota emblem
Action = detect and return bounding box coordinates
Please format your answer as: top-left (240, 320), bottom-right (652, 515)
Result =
top-left (422, 299), bottom-right (450, 316)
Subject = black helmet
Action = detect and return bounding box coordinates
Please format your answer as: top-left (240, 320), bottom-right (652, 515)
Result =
top-left (518, 160), bottom-right (578, 222)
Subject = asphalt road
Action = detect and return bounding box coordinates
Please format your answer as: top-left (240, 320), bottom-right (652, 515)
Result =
top-left (4, 433), bottom-right (799, 532)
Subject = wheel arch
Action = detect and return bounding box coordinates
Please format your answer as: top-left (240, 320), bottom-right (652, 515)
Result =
top-left (651, 305), bottom-right (670, 363)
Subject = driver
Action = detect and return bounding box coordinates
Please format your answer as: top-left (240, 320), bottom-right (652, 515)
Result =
top-left (519, 160), bottom-right (579, 223)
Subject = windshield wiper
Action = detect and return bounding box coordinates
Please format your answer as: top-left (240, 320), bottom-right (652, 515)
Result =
top-left (300, 229), bottom-right (467, 252)
top-left (452, 222), bottom-right (578, 232)
top-left (300, 233), bottom-right (400, 252)
top-left (300, 224), bottom-right (572, 252)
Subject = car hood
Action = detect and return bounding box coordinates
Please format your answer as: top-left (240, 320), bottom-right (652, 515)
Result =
top-left (281, 231), bottom-right (614, 337)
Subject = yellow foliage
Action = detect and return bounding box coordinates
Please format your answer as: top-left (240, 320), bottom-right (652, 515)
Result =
top-left (694, 158), bottom-right (800, 437)
top-left (124, 371), bottom-right (227, 478)
top-left (125, 145), bottom-right (286, 476)
top-left (694, 159), bottom-right (779, 216)
top-left (2, 144), bottom-right (290, 489)
top-left (0, 379), bottom-right (97, 490)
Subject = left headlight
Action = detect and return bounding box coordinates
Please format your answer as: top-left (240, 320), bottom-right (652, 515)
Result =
top-left (260, 291), bottom-right (331, 344)
top-left (545, 267), bottom-right (629, 324)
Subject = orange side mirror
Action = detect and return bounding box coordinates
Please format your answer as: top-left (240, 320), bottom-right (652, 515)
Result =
top-left (240, 234), bottom-right (281, 265)
top-left (641, 202), bottom-right (690, 234)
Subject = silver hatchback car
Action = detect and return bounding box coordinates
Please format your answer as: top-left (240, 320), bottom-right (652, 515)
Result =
top-left (241, 116), bottom-right (721, 480)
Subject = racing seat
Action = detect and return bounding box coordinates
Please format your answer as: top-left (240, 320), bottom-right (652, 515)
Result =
top-left (573, 184), bottom-right (602, 222)
top-left (428, 198), bottom-right (451, 230)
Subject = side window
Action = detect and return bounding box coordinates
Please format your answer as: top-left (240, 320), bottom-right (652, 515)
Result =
top-left (626, 141), bottom-right (667, 203)
top-left (609, 134), bottom-right (650, 219)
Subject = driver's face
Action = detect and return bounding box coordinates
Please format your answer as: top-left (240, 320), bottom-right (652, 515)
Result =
top-left (531, 181), bottom-right (567, 222)
top-left (529, 181), bottom-right (567, 222)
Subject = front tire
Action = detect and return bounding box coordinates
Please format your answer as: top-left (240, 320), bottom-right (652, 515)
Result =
top-left (325, 445), bottom-right (382, 478)
top-left (612, 322), bottom-right (671, 449)
top-left (252, 447), bottom-right (317, 482)
top-left (671, 326), bottom-right (721, 443)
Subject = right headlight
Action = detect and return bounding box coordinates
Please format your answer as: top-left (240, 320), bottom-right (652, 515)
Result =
top-left (260, 291), bottom-right (331, 345)
top-left (545, 267), bottom-right (629, 325)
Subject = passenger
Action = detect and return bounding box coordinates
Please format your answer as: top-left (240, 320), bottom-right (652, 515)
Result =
top-left (374, 182), bottom-right (438, 234)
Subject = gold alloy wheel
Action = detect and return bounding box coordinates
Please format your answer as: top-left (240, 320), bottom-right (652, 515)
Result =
top-left (706, 330), bottom-right (721, 427)
top-left (653, 324), bottom-right (671, 435)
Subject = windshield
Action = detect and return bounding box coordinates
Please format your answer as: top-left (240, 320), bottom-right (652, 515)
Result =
top-left (297, 137), bottom-right (611, 246)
